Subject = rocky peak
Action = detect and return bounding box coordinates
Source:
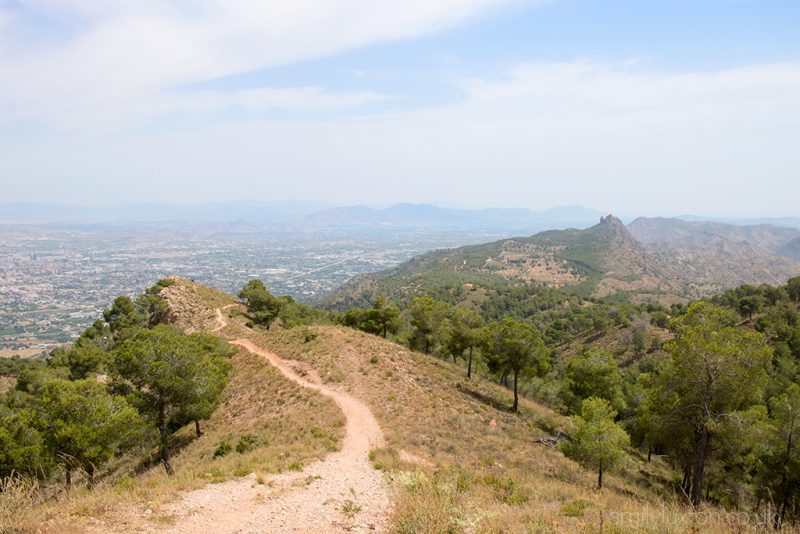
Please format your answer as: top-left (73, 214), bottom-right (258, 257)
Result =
top-left (595, 214), bottom-right (640, 248)
top-left (599, 214), bottom-right (625, 228)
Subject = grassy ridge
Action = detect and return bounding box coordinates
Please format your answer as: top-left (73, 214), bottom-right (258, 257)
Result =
top-left (246, 323), bottom-right (721, 532)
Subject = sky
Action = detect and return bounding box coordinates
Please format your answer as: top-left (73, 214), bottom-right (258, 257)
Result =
top-left (0, 0), bottom-right (798, 217)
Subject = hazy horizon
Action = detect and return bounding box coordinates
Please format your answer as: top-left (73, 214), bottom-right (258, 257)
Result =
top-left (0, 199), bottom-right (798, 223)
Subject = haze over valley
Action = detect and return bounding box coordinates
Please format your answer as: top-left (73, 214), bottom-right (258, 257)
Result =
top-left (0, 202), bottom-right (606, 353)
top-left (3, 201), bottom-right (800, 355)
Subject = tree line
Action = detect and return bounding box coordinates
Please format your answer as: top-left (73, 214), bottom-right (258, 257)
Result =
top-left (0, 279), bottom-right (233, 488)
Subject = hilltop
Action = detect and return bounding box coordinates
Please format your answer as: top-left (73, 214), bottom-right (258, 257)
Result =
top-left (321, 215), bottom-right (800, 308)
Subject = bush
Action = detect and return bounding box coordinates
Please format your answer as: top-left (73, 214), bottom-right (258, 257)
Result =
top-left (561, 499), bottom-right (590, 517)
top-left (301, 328), bottom-right (317, 343)
top-left (651, 311), bottom-right (669, 328)
top-left (213, 440), bottom-right (231, 458)
top-left (235, 435), bottom-right (259, 454)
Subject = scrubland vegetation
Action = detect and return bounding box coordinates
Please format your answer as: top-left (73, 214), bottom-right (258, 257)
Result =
top-left (4, 272), bottom-right (800, 532)
top-left (328, 275), bottom-right (800, 530)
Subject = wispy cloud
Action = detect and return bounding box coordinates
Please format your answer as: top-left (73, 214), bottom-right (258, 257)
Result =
top-left (458, 60), bottom-right (800, 131)
top-left (0, 0), bottom-right (526, 129)
top-left (5, 58), bottom-right (790, 214)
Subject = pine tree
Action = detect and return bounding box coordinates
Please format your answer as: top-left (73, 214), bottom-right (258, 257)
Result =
top-left (560, 397), bottom-right (630, 489)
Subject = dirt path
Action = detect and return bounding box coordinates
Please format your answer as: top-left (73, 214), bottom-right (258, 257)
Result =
top-left (161, 327), bottom-right (391, 533)
top-left (211, 304), bottom-right (236, 333)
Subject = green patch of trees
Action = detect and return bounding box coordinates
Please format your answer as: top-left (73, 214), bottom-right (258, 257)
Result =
top-left (483, 318), bottom-right (549, 412)
top-left (112, 326), bottom-right (232, 474)
top-left (0, 356), bottom-right (46, 377)
top-left (340, 295), bottom-right (400, 338)
top-left (0, 279), bottom-right (232, 489)
top-left (786, 276), bottom-right (800, 302)
top-left (408, 295), bottom-right (450, 354)
top-left (239, 279), bottom-right (328, 328)
top-left (641, 302), bottom-right (772, 505)
top-left (239, 279), bottom-right (285, 327)
top-left (561, 349), bottom-right (625, 414)
top-left (443, 306), bottom-right (484, 378)
top-left (40, 378), bottom-right (142, 487)
top-left (333, 275), bottom-right (800, 518)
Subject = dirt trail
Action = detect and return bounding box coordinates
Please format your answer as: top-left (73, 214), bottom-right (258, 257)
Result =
top-left (161, 319), bottom-right (391, 533)
top-left (211, 304), bottom-right (236, 333)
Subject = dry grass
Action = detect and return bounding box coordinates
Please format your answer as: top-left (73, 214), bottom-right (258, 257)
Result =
top-left (0, 375), bottom-right (15, 395)
top-left (0, 476), bottom-right (43, 532)
top-left (241, 323), bottom-right (773, 533)
top-left (159, 276), bottom-right (240, 332)
top-left (0, 348), bottom-right (45, 358)
top-left (14, 346), bottom-right (344, 533)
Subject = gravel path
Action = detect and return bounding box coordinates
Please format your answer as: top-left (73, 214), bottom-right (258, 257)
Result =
top-left (161, 336), bottom-right (391, 533)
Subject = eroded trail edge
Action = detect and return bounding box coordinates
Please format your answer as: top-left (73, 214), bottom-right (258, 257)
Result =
top-left (162, 333), bottom-right (391, 533)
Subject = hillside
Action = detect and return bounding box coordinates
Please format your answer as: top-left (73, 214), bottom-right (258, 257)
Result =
top-left (7, 276), bottom-right (743, 533)
top-left (780, 235), bottom-right (800, 260)
top-left (180, 279), bottom-right (734, 533)
top-left (628, 217), bottom-right (800, 254)
top-left (322, 215), bottom-right (800, 308)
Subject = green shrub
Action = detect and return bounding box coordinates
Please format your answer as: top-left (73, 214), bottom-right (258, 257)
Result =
top-left (213, 440), bottom-right (231, 458)
top-left (301, 328), bottom-right (317, 343)
top-left (235, 435), bottom-right (259, 454)
top-left (561, 499), bottom-right (591, 517)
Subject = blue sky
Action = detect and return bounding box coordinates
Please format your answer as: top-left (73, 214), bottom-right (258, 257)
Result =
top-left (0, 0), bottom-right (798, 216)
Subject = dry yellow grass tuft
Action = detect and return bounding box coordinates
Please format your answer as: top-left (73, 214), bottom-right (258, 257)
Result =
top-left (0, 375), bottom-right (15, 395)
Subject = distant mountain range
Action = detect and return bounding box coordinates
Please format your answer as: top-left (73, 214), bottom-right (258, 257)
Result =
top-left (291, 203), bottom-right (605, 232)
top-left (677, 215), bottom-right (800, 229)
top-left (322, 215), bottom-right (800, 308)
top-left (0, 201), bottom-right (606, 234)
top-left (628, 217), bottom-right (800, 260)
top-left (3, 201), bottom-right (798, 239)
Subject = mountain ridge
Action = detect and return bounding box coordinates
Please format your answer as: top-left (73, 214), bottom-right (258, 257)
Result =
top-left (321, 215), bottom-right (800, 307)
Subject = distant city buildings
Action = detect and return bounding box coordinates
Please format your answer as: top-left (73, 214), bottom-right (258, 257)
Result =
top-left (1, 225), bottom-right (481, 352)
